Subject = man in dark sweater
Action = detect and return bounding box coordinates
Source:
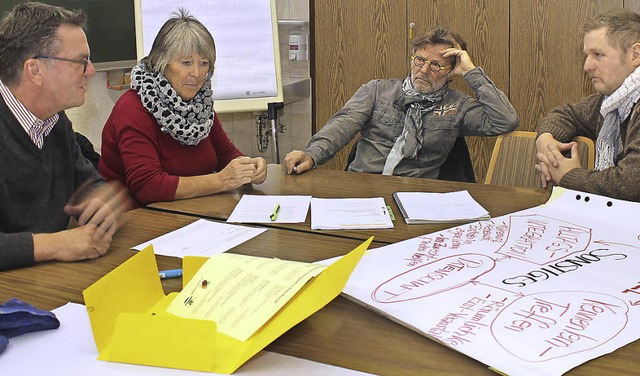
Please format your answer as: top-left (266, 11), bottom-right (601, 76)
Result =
top-left (0, 2), bottom-right (130, 271)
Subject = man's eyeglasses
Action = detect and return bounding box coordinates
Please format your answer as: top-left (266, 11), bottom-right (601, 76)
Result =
top-left (33, 55), bottom-right (91, 74)
top-left (411, 55), bottom-right (450, 73)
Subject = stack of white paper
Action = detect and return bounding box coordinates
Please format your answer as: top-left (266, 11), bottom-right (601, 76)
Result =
top-left (310, 197), bottom-right (393, 230)
top-left (393, 190), bottom-right (490, 224)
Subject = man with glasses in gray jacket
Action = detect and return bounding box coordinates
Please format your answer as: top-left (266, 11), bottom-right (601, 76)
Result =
top-left (284, 26), bottom-right (518, 179)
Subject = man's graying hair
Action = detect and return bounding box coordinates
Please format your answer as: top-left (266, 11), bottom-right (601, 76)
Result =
top-left (0, 2), bottom-right (86, 86)
top-left (582, 9), bottom-right (640, 53)
top-left (142, 8), bottom-right (216, 77)
top-left (411, 27), bottom-right (468, 55)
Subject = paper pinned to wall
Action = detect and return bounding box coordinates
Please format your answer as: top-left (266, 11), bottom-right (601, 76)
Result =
top-left (135, 0), bottom-right (283, 112)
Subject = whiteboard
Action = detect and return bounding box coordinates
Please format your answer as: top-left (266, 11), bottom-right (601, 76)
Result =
top-left (134, 0), bottom-right (283, 113)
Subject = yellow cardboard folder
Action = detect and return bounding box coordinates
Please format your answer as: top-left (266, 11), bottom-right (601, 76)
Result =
top-left (82, 237), bottom-right (372, 374)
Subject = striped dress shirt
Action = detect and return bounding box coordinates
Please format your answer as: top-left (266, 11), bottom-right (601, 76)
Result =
top-left (0, 80), bottom-right (58, 149)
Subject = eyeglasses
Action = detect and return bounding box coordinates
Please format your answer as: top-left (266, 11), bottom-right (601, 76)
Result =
top-left (33, 55), bottom-right (91, 74)
top-left (411, 55), bottom-right (450, 73)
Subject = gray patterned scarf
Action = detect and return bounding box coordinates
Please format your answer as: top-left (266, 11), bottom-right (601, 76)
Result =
top-left (596, 66), bottom-right (640, 170)
top-left (130, 62), bottom-right (214, 146)
top-left (382, 75), bottom-right (448, 175)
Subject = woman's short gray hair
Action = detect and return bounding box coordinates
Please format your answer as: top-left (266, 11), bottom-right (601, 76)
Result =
top-left (143, 8), bottom-right (216, 77)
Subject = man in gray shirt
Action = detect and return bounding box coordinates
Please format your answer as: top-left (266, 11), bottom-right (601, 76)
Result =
top-left (284, 27), bottom-right (518, 178)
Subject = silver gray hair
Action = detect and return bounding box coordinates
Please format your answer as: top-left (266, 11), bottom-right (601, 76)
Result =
top-left (143, 8), bottom-right (216, 77)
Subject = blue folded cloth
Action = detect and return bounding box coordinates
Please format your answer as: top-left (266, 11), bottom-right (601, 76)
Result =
top-left (0, 335), bottom-right (7, 353)
top-left (0, 298), bottom-right (60, 354)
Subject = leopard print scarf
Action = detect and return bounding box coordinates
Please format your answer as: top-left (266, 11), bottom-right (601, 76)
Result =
top-left (130, 62), bottom-right (214, 146)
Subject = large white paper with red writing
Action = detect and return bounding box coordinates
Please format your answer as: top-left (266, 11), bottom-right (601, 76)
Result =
top-left (342, 187), bottom-right (640, 376)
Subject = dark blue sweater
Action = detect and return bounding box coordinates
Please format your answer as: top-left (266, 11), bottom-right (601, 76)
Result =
top-left (0, 96), bottom-right (101, 271)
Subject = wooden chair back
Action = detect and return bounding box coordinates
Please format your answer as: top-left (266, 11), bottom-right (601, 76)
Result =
top-left (484, 131), bottom-right (595, 188)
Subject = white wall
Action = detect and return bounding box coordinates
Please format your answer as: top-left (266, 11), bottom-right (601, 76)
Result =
top-left (67, 0), bottom-right (311, 163)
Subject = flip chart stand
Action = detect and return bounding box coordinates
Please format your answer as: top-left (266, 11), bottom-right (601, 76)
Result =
top-left (267, 102), bottom-right (285, 163)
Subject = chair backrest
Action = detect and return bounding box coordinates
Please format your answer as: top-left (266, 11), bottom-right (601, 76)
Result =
top-left (574, 135), bottom-right (596, 169)
top-left (436, 136), bottom-right (476, 183)
top-left (75, 131), bottom-right (100, 172)
top-left (484, 131), bottom-right (595, 188)
top-left (345, 136), bottom-right (476, 183)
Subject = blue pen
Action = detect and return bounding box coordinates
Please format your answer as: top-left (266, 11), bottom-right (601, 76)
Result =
top-left (159, 268), bottom-right (182, 279)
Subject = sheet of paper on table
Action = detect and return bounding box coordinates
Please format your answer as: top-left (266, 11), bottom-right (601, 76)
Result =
top-left (1, 302), bottom-right (373, 375)
top-left (227, 194), bottom-right (312, 223)
top-left (133, 218), bottom-right (267, 257)
top-left (338, 187), bottom-right (640, 376)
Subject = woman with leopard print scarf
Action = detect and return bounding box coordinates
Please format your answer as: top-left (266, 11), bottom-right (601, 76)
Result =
top-left (98, 9), bottom-right (267, 208)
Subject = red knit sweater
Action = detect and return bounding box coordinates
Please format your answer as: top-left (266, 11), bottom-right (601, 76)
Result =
top-left (99, 90), bottom-right (243, 207)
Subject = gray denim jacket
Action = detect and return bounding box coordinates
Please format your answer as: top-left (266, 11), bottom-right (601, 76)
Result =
top-left (305, 67), bottom-right (518, 178)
